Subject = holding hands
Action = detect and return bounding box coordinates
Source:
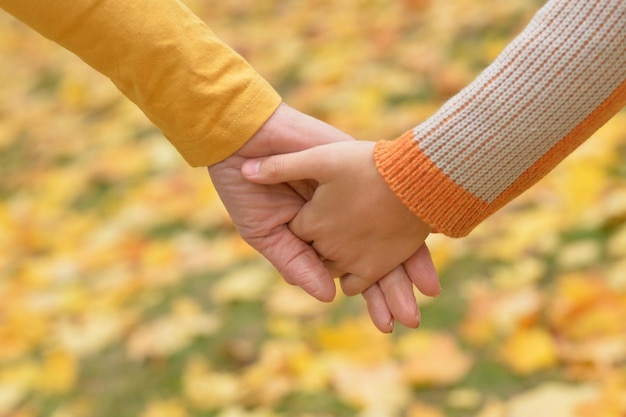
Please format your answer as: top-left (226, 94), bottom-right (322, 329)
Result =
top-left (9, 0), bottom-right (620, 338)
top-left (241, 141), bottom-right (435, 295)
top-left (214, 105), bottom-right (440, 332)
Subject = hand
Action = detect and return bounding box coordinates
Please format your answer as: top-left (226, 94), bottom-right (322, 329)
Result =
top-left (209, 103), bottom-right (440, 332)
top-left (240, 140), bottom-right (433, 295)
top-left (208, 103), bottom-right (348, 302)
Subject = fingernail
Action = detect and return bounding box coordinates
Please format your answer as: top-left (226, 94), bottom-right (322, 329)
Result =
top-left (241, 159), bottom-right (261, 177)
top-left (389, 319), bottom-right (395, 333)
top-left (415, 314), bottom-right (421, 329)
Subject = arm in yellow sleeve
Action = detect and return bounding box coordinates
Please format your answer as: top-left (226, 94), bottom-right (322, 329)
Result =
top-left (0, 0), bottom-right (281, 166)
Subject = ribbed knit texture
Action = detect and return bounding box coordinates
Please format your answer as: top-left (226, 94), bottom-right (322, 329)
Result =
top-left (375, 0), bottom-right (626, 237)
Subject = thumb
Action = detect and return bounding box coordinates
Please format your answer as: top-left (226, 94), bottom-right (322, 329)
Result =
top-left (241, 148), bottom-right (331, 185)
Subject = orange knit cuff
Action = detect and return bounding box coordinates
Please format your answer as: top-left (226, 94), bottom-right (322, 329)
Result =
top-left (374, 131), bottom-right (490, 238)
top-left (374, 78), bottom-right (626, 238)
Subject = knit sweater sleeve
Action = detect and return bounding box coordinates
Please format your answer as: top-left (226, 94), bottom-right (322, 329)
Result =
top-left (0, 0), bottom-right (281, 167)
top-left (374, 0), bottom-right (626, 238)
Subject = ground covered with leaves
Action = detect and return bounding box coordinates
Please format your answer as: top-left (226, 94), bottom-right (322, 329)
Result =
top-left (2, 1), bottom-right (626, 416)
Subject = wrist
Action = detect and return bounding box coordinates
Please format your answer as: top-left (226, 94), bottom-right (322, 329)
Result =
top-left (237, 103), bottom-right (354, 159)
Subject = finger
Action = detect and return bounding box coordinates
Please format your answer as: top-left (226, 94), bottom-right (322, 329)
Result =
top-left (258, 227), bottom-right (337, 302)
top-left (241, 147), bottom-right (334, 185)
top-left (340, 273), bottom-right (371, 296)
top-left (361, 283), bottom-right (395, 333)
top-left (378, 265), bottom-right (421, 329)
top-left (404, 244), bottom-right (441, 297)
top-left (288, 212), bottom-right (345, 277)
top-left (287, 202), bottom-right (315, 244)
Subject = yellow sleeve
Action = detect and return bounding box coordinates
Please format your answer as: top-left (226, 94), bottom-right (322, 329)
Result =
top-left (0, 0), bottom-right (282, 166)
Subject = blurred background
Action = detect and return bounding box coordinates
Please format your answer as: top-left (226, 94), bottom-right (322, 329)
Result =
top-left (2, 0), bottom-right (626, 416)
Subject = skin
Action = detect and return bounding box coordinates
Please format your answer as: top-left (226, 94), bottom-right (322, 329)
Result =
top-left (209, 103), bottom-right (440, 332)
top-left (240, 140), bottom-right (436, 299)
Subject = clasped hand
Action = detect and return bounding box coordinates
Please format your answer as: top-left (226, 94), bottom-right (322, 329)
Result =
top-left (210, 103), bottom-right (440, 333)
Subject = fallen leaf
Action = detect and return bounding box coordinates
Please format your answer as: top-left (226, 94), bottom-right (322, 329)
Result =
top-left (183, 355), bottom-right (241, 410)
top-left (556, 240), bottom-right (603, 270)
top-left (316, 317), bottom-right (392, 364)
top-left (505, 383), bottom-right (599, 417)
top-left (126, 298), bottom-right (219, 360)
top-left (397, 331), bottom-right (473, 386)
top-left (405, 400), bottom-right (447, 417)
top-left (329, 361), bottom-right (409, 417)
top-left (212, 265), bottom-right (276, 304)
top-left (37, 349), bottom-right (78, 394)
top-left (446, 388), bottom-right (482, 410)
top-left (499, 328), bottom-right (558, 375)
top-left (139, 398), bottom-right (188, 417)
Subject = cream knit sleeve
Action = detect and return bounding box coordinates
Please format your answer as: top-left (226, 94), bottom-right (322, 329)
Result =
top-left (374, 0), bottom-right (626, 238)
top-left (0, 0), bottom-right (282, 167)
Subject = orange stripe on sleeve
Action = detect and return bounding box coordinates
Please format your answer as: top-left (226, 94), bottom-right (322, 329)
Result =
top-left (374, 130), bottom-right (489, 238)
top-left (492, 77), bottom-right (626, 212)
top-left (375, 78), bottom-right (626, 238)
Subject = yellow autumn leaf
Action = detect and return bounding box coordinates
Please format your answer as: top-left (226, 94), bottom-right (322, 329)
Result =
top-left (446, 388), bottom-right (483, 411)
top-left (316, 317), bottom-right (392, 364)
top-left (498, 328), bottom-right (558, 375)
top-left (37, 350), bottom-right (78, 394)
top-left (505, 383), bottom-right (599, 417)
top-left (575, 372), bottom-right (626, 417)
top-left (211, 265), bottom-right (276, 304)
top-left (491, 258), bottom-right (546, 290)
top-left (547, 273), bottom-right (607, 329)
top-left (606, 259), bottom-right (626, 290)
top-left (49, 399), bottom-right (92, 417)
top-left (597, 188), bottom-right (626, 229)
top-left (7, 408), bottom-right (37, 417)
top-left (396, 331), bottom-right (473, 386)
top-left (0, 384), bottom-right (28, 416)
top-left (0, 361), bottom-right (38, 413)
top-left (556, 240), bottom-right (602, 271)
top-left (406, 400), bottom-right (447, 417)
top-left (0, 324), bottom-right (38, 362)
top-left (472, 207), bottom-right (561, 262)
top-left (53, 312), bottom-right (129, 356)
top-left (562, 301), bottom-right (626, 341)
top-left (559, 334), bottom-right (626, 368)
top-left (548, 273), bottom-right (626, 342)
top-left (126, 298), bottom-right (219, 360)
top-left (213, 407), bottom-right (281, 417)
top-left (607, 223), bottom-right (626, 259)
top-left (329, 361), bottom-right (409, 417)
top-left (475, 397), bottom-right (506, 417)
top-left (266, 283), bottom-right (331, 319)
top-left (459, 282), bottom-right (542, 346)
top-left (140, 398), bottom-right (188, 417)
top-left (285, 342), bottom-right (329, 391)
top-left (239, 341), bottom-right (307, 407)
top-left (183, 355), bottom-right (241, 410)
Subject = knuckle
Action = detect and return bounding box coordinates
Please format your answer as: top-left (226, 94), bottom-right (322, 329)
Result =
top-left (342, 283), bottom-right (362, 296)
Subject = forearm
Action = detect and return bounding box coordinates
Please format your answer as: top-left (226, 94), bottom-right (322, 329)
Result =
top-left (375, 0), bottom-right (626, 237)
top-left (0, 0), bottom-right (281, 166)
